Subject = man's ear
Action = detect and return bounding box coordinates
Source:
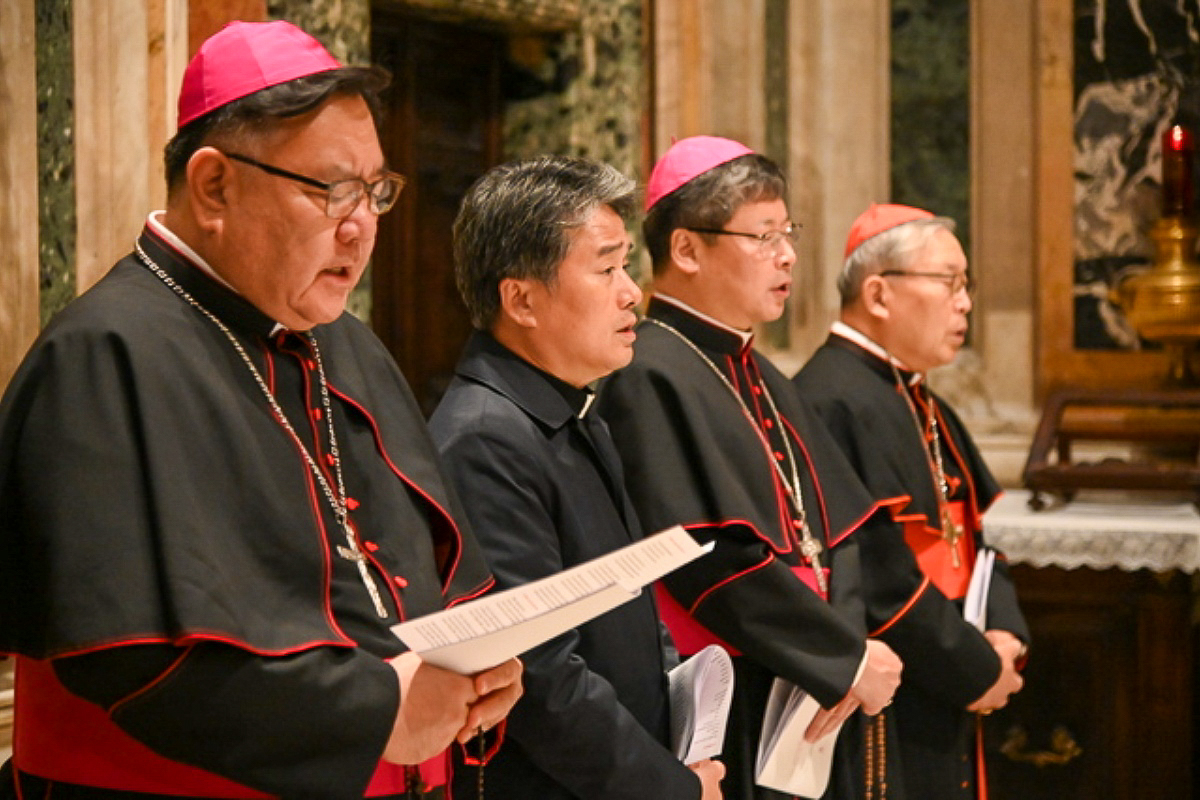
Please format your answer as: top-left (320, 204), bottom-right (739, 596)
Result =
top-left (668, 228), bottom-right (703, 276)
top-left (862, 273), bottom-right (890, 320)
top-left (498, 277), bottom-right (539, 329)
top-left (185, 147), bottom-right (235, 234)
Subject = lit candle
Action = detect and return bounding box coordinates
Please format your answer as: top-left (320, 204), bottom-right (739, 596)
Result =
top-left (1162, 123), bottom-right (1194, 217)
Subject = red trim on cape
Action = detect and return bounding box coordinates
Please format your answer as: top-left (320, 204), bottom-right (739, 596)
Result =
top-left (280, 400), bottom-right (359, 642)
top-left (682, 531), bottom-right (775, 614)
top-left (928, 398), bottom-right (987, 532)
top-left (330, 387), bottom-right (492, 604)
top-left (445, 577), bottom-right (495, 609)
top-left (8, 627), bottom-right (353, 663)
top-left (869, 577), bottom-right (932, 637)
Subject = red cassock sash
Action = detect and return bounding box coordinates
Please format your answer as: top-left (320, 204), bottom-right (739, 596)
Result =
top-left (901, 500), bottom-right (974, 600)
top-left (13, 656), bottom-right (444, 796)
top-left (653, 565), bottom-right (830, 657)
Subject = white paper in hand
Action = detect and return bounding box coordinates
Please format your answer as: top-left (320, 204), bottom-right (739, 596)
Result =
top-left (755, 678), bottom-right (841, 797)
top-left (668, 644), bottom-right (735, 764)
top-left (390, 525), bottom-right (707, 673)
top-left (963, 546), bottom-right (995, 631)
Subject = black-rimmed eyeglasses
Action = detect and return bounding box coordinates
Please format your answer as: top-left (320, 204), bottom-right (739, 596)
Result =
top-left (687, 223), bottom-right (802, 259)
top-left (880, 269), bottom-right (974, 296)
top-left (223, 152), bottom-right (405, 218)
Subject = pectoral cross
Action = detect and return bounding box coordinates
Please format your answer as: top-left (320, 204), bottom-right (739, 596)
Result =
top-left (338, 535), bottom-right (390, 619)
top-left (796, 520), bottom-right (828, 595)
top-left (940, 507), bottom-right (964, 569)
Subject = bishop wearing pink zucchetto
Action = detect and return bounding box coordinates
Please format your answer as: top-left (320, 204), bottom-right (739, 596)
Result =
top-left (598, 136), bottom-right (926, 799)
top-left (0, 20), bottom-right (522, 797)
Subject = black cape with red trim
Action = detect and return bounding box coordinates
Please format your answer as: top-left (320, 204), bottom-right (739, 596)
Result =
top-left (794, 332), bottom-right (1030, 800)
top-left (0, 227), bottom-right (492, 796)
top-left (597, 298), bottom-right (925, 800)
top-left (0, 228), bottom-right (490, 658)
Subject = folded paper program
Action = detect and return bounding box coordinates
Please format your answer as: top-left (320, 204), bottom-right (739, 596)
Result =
top-left (391, 525), bottom-right (710, 674)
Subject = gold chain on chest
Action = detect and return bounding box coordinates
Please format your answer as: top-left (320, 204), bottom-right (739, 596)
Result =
top-left (889, 362), bottom-right (965, 569)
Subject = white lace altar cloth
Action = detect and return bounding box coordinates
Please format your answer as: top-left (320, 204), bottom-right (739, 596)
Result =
top-left (983, 490), bottom-right (1200, 573)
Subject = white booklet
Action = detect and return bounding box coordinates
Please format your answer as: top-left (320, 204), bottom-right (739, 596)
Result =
top-left (668, 644), bottom-right (735, 764)
top-left (755, 678), bottom-right (842, 797)
top-left (391, 525), bottom-right (709, 674)
top-left (963, 546), bottom-right (995, 631)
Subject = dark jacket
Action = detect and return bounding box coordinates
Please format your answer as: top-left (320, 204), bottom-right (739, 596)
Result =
top-left (429, 331), bottom-right (698, 800)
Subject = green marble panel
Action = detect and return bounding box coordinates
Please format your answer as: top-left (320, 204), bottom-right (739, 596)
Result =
top-left (503, 0), bottom-right (644, 283)
top-left (762, 0), bottom-right (791, 348)
top-left (36, 0), bottom-right (76, 327)
top-left (890, 0), bottom-right (970, 255)
top-left (269, 0), bottom-right (372, 64)
top-left (503, 0), bottom-right (642, 178)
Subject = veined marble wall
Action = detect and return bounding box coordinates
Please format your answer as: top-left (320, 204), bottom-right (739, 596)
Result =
top-left (36, 0), bottom-right (76, 326)
top-left (501, 0), bottom-right (643, 179)
top-left (269, 0), bottom-right (371, 71)
top-left (891, 0), bottom-right (971, 256)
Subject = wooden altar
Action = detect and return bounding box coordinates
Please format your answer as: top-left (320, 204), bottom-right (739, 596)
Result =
top-left (982, 491), bottom-right (1200, 799)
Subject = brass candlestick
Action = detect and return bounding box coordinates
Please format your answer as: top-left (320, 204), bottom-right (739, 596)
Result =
top-left (1111, 123), bottom-right (1200, 386)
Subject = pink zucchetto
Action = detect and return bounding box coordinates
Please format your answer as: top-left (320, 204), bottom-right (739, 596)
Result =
top-left (177, 20), bottom-right (342, 129)
top-left (644, 135), bottom-right (756, 211)
top-left (843, 203), bottom-right (935, 259)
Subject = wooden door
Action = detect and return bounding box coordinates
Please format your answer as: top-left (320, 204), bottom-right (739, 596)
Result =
top-left (371, 11), bottom-right (503, 415)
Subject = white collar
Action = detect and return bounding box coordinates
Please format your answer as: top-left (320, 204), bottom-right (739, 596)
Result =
top-left (578, 390), bottom-right (596, 420)
top-left (146, 211), bottom-right (239, 293)
top-left (830, 321), bottom-right (922, 385)
top-left (654, 293), bottom-right (755, 348)
top-left (147, 211), bottom-right (286, 336)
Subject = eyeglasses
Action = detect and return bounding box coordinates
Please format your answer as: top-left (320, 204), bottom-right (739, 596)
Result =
top-left (223, 152), bottom-right (405, 218)
top-left (687, 223), bottom-right (802, 259)
top-left (879, 269), bottom-right (974, 296)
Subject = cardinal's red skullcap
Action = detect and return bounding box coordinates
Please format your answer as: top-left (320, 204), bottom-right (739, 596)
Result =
top-left (843, 203), bottom-right (935, 258)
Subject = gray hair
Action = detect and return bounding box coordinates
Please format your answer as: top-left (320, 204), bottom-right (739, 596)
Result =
top-left (453, 155), bottom-right (637, 330)
top-left (837, 216), bottom-right (957, 305)
top-left (642, 154), bottom-right (787, 275)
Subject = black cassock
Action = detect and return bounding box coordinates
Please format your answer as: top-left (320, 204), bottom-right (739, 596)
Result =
top-left (429, 331), bottom-right (698, 800)
top-left (794, 331), bottom-right (1030, 800)
top-left (597, 297), bottom-right (925, 800)
top-left (0, 226), bottom-right (492, 798)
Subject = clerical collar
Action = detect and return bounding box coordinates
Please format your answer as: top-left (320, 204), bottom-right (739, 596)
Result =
top-left (463, 331), bottom-right (595, 422)
top-left (830, 321), bottom-right (921, 386)
top-left (147, 211), bottom-right (286, 337)
top-left (147, 212), bottom-right (235, 293)
top-left (540, 366), bottom-right (596, 419)
top-left (650, 294), bottom-right (754, 353)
